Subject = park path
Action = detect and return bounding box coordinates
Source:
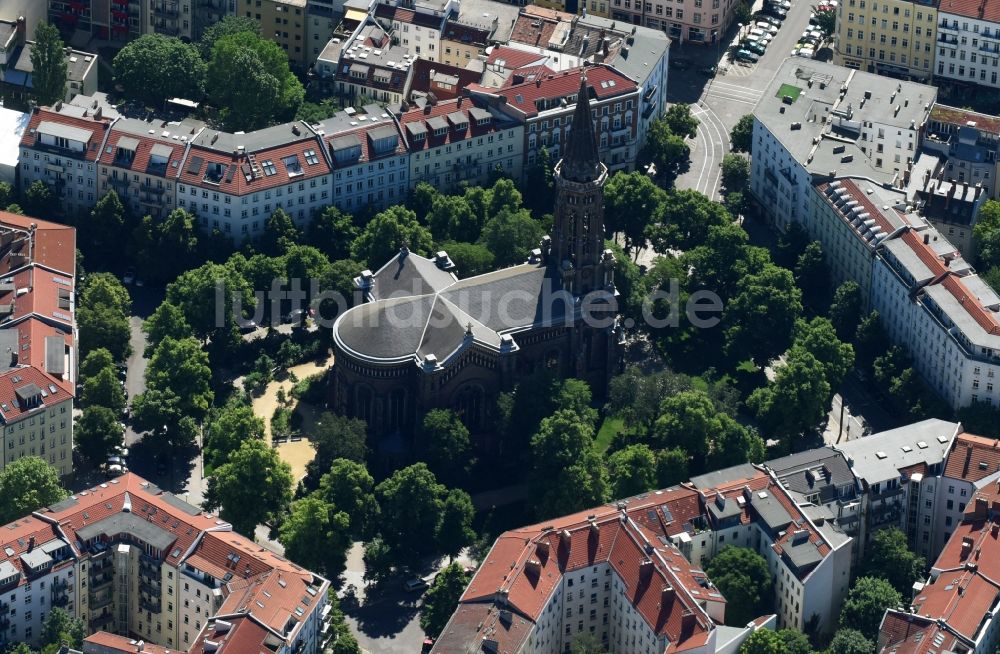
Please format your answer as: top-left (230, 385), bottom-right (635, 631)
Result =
top-left (251, 355), bottom-right (333, 481)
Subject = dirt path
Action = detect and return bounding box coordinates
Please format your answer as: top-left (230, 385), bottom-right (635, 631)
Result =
top-left (251, 355), bottom-right (332, 482)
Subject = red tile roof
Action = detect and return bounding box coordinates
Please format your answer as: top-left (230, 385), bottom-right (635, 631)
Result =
top-left (400, 97), bottom-right (509, 151)
top-left (20, 106), bottom-right (112, 161)
top-left (944, 433), bottom-right (1000, 482)
top-left (912, 571), bottom-right (997, 640)
top-left (408, 58), bottom-right (484, 101)
top-left (0, 363), bottom-right (73, 423)
top-left (177, 136), bottom-right (330, 195)
top-left (941, 273), bottom-right (1000, 335)
top-left (323, 119), bottom-right (408, 168)
top-left (486, 46), bottom-right (551, 71)
top-left (0, 515), bottom-right (72, 589)
top-left (98, 127), bottom-right (186, 178)
top-left (84, 632), bottom-right (175, 654)
top-left (878, 610), bottom-right (938, 654)
top-left (938, 0), bottom-right (1000, 23)
top-left (900, 230), bottom-right (950, 279)
top-left (186, 615), bottom-right (273, 654)
top-left (489, 65), bottom-right (638, 119)
top-left (0, 211), bottom-right (76, 275)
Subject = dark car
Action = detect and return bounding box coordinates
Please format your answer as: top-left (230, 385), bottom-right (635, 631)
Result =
top-left (763, 5), bottom-right (788, 18)
top-left (670, 57), bottom-right (691, 69)
top-left (283, 309), bottom-right (307, 324)
top-left (700, 65), bottom-right (718, 76)
top-left (744, 41), bottom-right (767, 55)
top-left (237, 318), bottom-right (258, 333)
top-left (734, 49), bottom-right (760, 62)
top-left (757, 14), bottom-right (782, 26)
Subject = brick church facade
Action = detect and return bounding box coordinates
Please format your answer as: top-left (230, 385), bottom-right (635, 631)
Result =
top-left (330, 72), bottom-right (623, 437)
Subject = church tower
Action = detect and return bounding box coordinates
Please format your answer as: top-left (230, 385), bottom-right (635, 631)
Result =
top-left (551, 71), bottom-right (615, 297)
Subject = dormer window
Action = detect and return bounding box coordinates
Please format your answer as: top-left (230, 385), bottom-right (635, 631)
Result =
top-left (303, 149), bottom-right (319, 165)
top-left (261, 160), bottom-right (277, 176)
top-left (283, 155), bottom-right (303, 177)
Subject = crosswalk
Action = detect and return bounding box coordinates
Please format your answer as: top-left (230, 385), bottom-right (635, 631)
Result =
top-left (703, 79), bottom-right (764, 106)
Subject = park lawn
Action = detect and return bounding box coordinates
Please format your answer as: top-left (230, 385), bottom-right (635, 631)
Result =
top-left (595, 415), bottom-right (625, 454)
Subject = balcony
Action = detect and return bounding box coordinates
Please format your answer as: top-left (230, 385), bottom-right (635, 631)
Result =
top-left (939, 20), bottom-right (959, 31)
top-left (140, 596), bottom-right (162, 613)
top-left (90, 572), bottom-right (113, 589)
top-left (152, 20), bottom-right (180, 35)
top-left (88, 592), bottom-right (112, 610)
top-left (90, 612), bottom-right (114, 628)
top-left (51, 591), bottom-right (70, 608)
top-left (152, 3), bottom-right (180, 17)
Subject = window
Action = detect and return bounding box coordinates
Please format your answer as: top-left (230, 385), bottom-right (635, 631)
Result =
top-left (261, 160), bottom-right (277, 176)
top-left (304, 149), bottom-right (319, 165)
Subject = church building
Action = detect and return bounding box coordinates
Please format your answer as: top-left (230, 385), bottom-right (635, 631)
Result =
top-left (330, 71), bottom-right (623, 437)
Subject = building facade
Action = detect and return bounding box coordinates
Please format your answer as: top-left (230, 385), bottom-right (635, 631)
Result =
top-left (923, 104), bottom-right (1000, 200)
top-left (935, 0), bottom-right (1000, 92)
top-left (833, 0), bottom-right (938, 81)
top-left (331, 75), bottom-right (622, 437)
top-left (237, 0), bottom-right (311, 67)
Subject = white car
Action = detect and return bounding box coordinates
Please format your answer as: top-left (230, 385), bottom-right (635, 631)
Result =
top-left (748, 27), bottom-right (768, 39)
top-left (756, 21), bottom-right (779, 35)
top-left (795, 47), bottom-right (816, 58)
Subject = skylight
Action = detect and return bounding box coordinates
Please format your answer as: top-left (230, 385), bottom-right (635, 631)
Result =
top-left (303, 149), bottom-right (319, 165)
top-left (261, 160), bottom-right (277, 176)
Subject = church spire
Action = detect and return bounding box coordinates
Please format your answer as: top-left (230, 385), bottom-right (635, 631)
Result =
top-left (560, 71), bottom-right (601, 183)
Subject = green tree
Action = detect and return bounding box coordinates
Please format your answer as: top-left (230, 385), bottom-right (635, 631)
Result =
top-left (204, 400), bottom-right (266, 469)
top-left (830, 281), bottom-right (864, 342)
top-left (862, 527), bottom-right (926, 595)
top-left (421, 409), bottom-right (475, 485)
top-left (775, 221), bottom-right (811, 268)
top-left (375, 463), bottom-right (447, 563)
top-left (79, 348), bottom-right (115, 381)
top-left (305, 413), bottom-right (368, 483)
top-left (75, 406), bottom-right (124, 465)
top-left (23, 180), bottom-right (59, 218)
top-left (0, 457), bottom-right (67, 524)
top-left (662, 103), bottom-right (700, 138)
top-left (77, 301), bottom-right (131, 361)
top-left (30, 23), bottom-right (68, 106)
top-left (570, 633), bottom-right (610, 654)
top-left (639, 117), bottom-right (691, 185)
top-left (720, 154), bottom-right (751, 193)
top-left (724, 263), bottom-right (802, 364)
top-left (440, 241), bottom-right (495, 277)
top-left (144, 337), bottom-right (214, 421)
top-left (428, 193), bottom-right (477, 242)
top-left (198, 14), bottom-right (261, 59)
top-left (708, 420), bottom-right (766, 469)
top-left (530, 409), bottom-right (597, 479)
top-left (792, 317), bottom-right (855, 390)
top-left (362, 536), bottom-right (394, 586)
top-left (730, 114), bottom-right (755, 153)
top-left (778, 629), bottom-right (813, 654)
top-left (39, 607), bottom-right (85, 650)
top-left (113, 34), bottom-right (206, 105)
top-left (479, 207), bottom-right (544, 267)
top-left (279, 496), bottom-right (351, 578)
top-left (748, 349), bottom-right (831, 444)
top-left (259, 208), bottom-right (301, 256)
top-left (651, 390), bottom-right (718, 462)
top-left (829, 629), bottom-right (874, 654)
top-left (705, 546), bottom-right (773, 627)
top-left (80, 272), bottom-right (132, 316)
top-left (142, 302), bottom-right (193, 357)
top-left (814, 8), bottom-right (837, 36)
top-left (855, 311), bottom-right (890, 370)
top-left (647, 189), bottom-right (731, 252)
top-left (739, 630), bottom-right (785, 654)
top-left (656, 447), bottom-right (690, 487)
top-left (317, 458), bottom-right (380, 539)
top-left (351, 205), bottom-right (433, 265)
top-left (166, 261), bottom-right (254, 340)
top-left (538, 449), bottom-right (609, 518)
top-left (437, 489), bottom-right (476, 559)
top-left (131, 208), bottom-right (203, 284)
top-left (604, 171), bottom-right (665, 253)
top-left (306, 206), bottom-right (356, 260)
top-left (795, 241), bottom-right (830, 301)
top-left (606, 444), bottom-right (658, 498)
top-left (420, 563), bottom-right (471, 638)
top-left (839, 576), bottom-right (902, 639)
top-left (0, 182), bottom-right (14, 208)
top-left (205, 439), bottom-right (293, 536)
top-left (206, 32), bottom-right (304, 129)
top-left (86, 190), bottom-right (126, 262)
top-left (82, 366), bottom-right (126, 413)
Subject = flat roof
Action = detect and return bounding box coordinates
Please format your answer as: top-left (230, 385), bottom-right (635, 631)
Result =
top-left (37, 120), bottom-right (93, 143)
top-left (76, 511), bottom-right (176, 552)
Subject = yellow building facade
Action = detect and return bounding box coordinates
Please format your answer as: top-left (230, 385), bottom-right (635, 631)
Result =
top-left (834, 0), bottom-right (938, 81)
top-left (237, 0), bottom-right (310, 67)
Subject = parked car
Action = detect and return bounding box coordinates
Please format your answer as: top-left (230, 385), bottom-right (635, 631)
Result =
top-left (237, 318), bottom-right (258, 334)
top-left (123, 267), bottom-right (136, 285)
top-left (700, 65), bottom-right (718, 76)
top-left (763, 5), bottom-right (787, 18)
top-left (756, 14), bottom-right (782, 25)
top-left (403, 577), bottom-right (429, 592)
top-left (734, 49), bottom-right (760, 62)
top-left (768, 0), bottom-right (792, 9)
top-left (756, 21), bottom-right (779, 35)
top-left (283, 309), bottom-right (307, 324)
top-left (744, 40), bottom-right (767, 55)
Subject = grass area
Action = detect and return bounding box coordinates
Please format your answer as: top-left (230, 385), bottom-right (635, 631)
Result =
top-left (776, 83), bottom-right (802, 102)
top-left (595, 415), bottom-right (625, 454)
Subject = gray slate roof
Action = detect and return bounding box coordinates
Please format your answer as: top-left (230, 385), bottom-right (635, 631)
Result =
top-left (76, 512), bottom-right (176, 552)
top-left (835, 418), bottom-right (959, 484)
top-left (766, 446), bottom-right (855, 504)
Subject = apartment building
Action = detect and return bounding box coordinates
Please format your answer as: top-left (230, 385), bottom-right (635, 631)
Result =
top-left (477, 64), bottom-right (639, 173)
top-left (878, 479), bottom-right (1000, 654)
top-left (238, 0), bottom-right (311, 68)
top-left (175, 121), bottom-right (332, 240)
top-left (751, 59), bottom-right (936, 233)
top-left (834, 0), bottom-right (938, 81)
top-left (923, 104), bottom-right (1000, 199)
top-left (0, 18), bottom-right (98, 108)
top-left (0, 212), bottom-right (77, 479)
top-left (147, 0), bottom-right (194, 40)
top-left (911, 175), bottom-right (985, 256)
top-left (402, 95), bottom-right (524, 191)
top-left (193, 0), bottom-right (233, 41)
top-left (48, 0), bottom-right (144, 43)
top-left (930, 433), bottom-right (1000, 556)
top-left (332, 22), bottom-right (412, 106)
top-left (97, 117), bottom-right (199, 220)
top-left (373, 0), bottom-right (458, 62)
top-left (604, 0), bottom-right (737, 45)
top-left (315, 104), bottom-right (410, 212)
top-left (432, 491), bottom-right (736, 654)
top-left (305, 0), bottom-right (340, 62)
top-left (0, 473), bottom-right (331, 652)
top-left (440, 20), bottom-right (495, 67)
top-left (835, 419), bottom-right (958, 561)
top-left (687, 466), bottom-right (853, 633)
top-left (19, 103), bottom-right (113, 218)
top-left (935, 0), bottom-right (1000, 91)
top-left (763, 448), bottom-right (864, 565)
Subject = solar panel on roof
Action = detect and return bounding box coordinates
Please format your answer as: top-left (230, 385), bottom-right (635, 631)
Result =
top-left (186, 155), bottom-right (203, 175)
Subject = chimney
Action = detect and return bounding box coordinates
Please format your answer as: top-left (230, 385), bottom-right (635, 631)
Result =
top-left (589, 520), bottom-right (599, 535)
top-left (924, 233), bottom-right (930, 245)
top-left (14, 16), bottom-right (25, 45)
top-left (961, 536), bottom-right (974, 559)
top-left (28, 536), bottom-right (34, 551)
top-left (639, 559), bottom-right (653, 581)
top-left (94, 106), bottom-right (102, 120)
top-left (560, 529), bottom-right (572, 552)
top-left (662, 585), bottom-right (676, 603)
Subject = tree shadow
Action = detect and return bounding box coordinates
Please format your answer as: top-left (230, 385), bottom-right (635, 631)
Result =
top-left (126, 433), bottom-right (198, 495)
top-left (344, 588), bottom-right (422, 639)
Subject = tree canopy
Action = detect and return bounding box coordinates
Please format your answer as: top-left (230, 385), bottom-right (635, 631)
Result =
top-left (198, 15), bottom-right (261, 59)
top-left (351, 205), bottom-right (433, 265)
top-left (30, 23), bottom-right (68, 106)
top-left (829, 629), bottom-right (875, 654)
top-left (730, 115), bottom-right (754, 153)
top-left (421, 563), bottom-right (472, 638)
top-left (113, 35), bottom-right (206, 105)
top-left (205, 439), bottom-right (293, 536)
top-left (421, 409), bottom-right (475, 485)
top-left (279, 496), bottom-right (352, 578)
top-left (604, 171), bottom-right (665, 253)
top-left (705, 546), bottom-right (773, 627)
top-left (0, 457), bottom-right (67, 524)
top-left (839, 576), bottom-right (902, 639)
top-left (76, 406), bottom-right (124, 466)
top-left (862, 527), bottom-right (926, 595)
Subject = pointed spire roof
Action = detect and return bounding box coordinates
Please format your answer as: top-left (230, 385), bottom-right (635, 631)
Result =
top-left (560, 71), bottom-right (601, 183)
